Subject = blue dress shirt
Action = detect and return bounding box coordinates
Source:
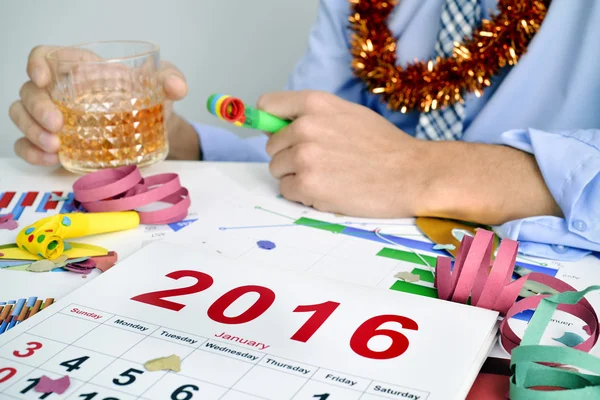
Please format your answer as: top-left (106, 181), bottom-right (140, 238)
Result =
top-left (192, 0), bottom-right (600, 261)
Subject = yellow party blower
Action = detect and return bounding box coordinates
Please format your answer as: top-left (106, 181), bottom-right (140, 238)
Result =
top-left (16, 212), bottom-right (139, 260)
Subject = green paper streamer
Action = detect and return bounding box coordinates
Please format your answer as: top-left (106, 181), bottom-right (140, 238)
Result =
top-left (509, 285), bottom-right (600, 399)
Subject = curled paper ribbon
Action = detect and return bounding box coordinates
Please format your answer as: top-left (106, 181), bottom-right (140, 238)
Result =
top-left (435, 229), bottom-right (521, 315)
top-left (509, 286), bottom-right (600, 398)
top-left (434, 229), bottom-right (600, 355)
top-left (16, 212), bottom-right (138, 260)
top-left (73, 165), bottom-right (191, 225)
top-left (500, 274), bottom-right (599, 354)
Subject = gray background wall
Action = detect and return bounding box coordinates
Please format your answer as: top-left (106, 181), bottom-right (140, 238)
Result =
top-left (0, 0), bottom-right (320, 157)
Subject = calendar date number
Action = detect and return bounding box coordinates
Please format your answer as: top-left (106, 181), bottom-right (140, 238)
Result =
top-left (132, 270), bottom-right (419, 359)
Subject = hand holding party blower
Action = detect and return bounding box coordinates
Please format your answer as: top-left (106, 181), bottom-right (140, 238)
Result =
top-left (16, 212), bottom-right (139, 260)
top-left (207, 94), bottom-right (290, 133)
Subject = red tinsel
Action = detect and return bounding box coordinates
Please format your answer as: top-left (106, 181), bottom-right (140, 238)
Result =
top-left (348, 0), bottom-right (551, 113)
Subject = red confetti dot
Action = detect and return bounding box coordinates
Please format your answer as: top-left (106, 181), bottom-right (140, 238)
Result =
top-left (28, 235), bottom-right (34, 243)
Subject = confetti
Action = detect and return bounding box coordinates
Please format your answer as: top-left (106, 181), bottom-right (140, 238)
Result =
top-left (64, 256), bottom-right (90, 264)
top-left (144, 354), bottom-right (181, 372)
top-left (432, 244), bottom-right (456, 251)
top-left (49, 193), bottom-right (71, 202)
top-left (92, 252), bottom-right (118, 272)
top-left (0, 220), bottom-right (18, 231)
top-left (64, 258), bottom-right (96, 274)
top-left (394, 272), bottom-right (420, 283)
top-left (52, 255), bottom-right (69, 268)
top-left (25, 254), bottom-right (71, 272)
top-left (257, 240), bottom-right (276, 250)
top-left (0, 214), bottom-right (18, 231)
top-left (27, 259), bottom-right (58, 273)
top-left (35, 375), bottom-right (70, 394)
top-left (553, 332), bottom-right (586, 348)
top-left (0, 260), bottom-right (32, 269)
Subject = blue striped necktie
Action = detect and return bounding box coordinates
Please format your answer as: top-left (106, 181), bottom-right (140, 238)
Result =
top-left (415, 0), bottom-right (482, 141)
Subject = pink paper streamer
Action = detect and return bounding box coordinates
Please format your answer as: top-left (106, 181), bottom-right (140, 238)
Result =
top-left (434, 229), bottom-right (600, 356)
top-left (437, 230), bottom-right (518, 311)
top-left (72, 166), bottom-right (190, 225)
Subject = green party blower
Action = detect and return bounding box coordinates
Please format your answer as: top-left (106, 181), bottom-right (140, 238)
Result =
top-left (206, 93), bottom-right (290, 133)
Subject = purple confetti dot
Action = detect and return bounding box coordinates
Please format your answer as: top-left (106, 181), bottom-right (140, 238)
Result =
top-left (257, 240), bottom-right (276, 250)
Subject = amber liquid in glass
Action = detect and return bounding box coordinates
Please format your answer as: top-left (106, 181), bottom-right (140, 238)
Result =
top-left (56, 92), bottom-right (168, 174)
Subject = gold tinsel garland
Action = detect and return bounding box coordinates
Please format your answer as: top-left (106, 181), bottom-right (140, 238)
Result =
top-left (348, 0), bottom-right (551, 113)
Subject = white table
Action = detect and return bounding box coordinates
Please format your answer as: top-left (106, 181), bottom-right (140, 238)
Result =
top-left (0, 157), bottom-right (277, 299)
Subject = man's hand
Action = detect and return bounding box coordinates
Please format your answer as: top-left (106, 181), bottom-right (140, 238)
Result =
top-left (258, 90), bottom-right (562, 224)
top-left (258, 90), bottom-right (430, 218)
top-left (8, 45), bottom-right (199, 165)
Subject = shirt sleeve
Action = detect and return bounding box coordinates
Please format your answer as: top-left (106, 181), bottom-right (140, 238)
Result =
top-left (192, 123), bottom-right (269, 162)
top-left (495, 128), bottom-right (600, 261)
top-left (285, 0), bottom-right (367, 105)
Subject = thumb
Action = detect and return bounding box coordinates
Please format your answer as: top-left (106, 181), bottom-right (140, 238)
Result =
top-left (159, 61), bottom-right (188, 101)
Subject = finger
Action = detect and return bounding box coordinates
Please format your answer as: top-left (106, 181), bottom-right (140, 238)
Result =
top-left (9, 100), bottom-right (61, 153)
top-left (14, 137), bottom-right (59, 166)
top-left (269, 148), bottom-right (296, 179)
top-left (269, 142), bottom-right (320, 179)
top-left (27, 45), bottom-right (58, 87)
top-left (159, 61), bottom-right (187, 100)
top-left (279, 174), bottom-right (315, 207)
top-left (19, 81), bottom-right (63, 132)
top-left (279, 175), bottom-right (303, 204)
top-left (31, 45), bottom-right (105, 87)
top-left (257, 90), bottom-right (343, 120)
top-left (266, 116), bottom-right (319, 157)
top-left (50, 48), bottom-right (106, 79)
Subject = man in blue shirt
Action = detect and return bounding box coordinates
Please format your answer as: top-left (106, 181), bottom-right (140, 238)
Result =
top-left (8, 0), bottom-right (600, 260)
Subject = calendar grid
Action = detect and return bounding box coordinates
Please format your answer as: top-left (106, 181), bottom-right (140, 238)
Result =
top-left (0, 355), bottom-right (140, 399)
top-left (136, 337), bottom-right (215, 400)
top-left (1, 304), bottom-right (431, 399)
top-left (289, 367), bottom-right (330, 399)
top-left (213, 352), bottom-right (262, 398)
top-left (66, 315), bottom-right (156, 397)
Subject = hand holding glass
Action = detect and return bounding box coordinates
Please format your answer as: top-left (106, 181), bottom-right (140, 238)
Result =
top-left (46, 41), bottom-right (168, 173)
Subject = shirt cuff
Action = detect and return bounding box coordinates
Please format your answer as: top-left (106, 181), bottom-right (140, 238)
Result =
top-left (192, 123), bottom-right (270, 162)
top-left (497, 128), bottom-right (600, 260)
top-left (495, 217), bottom-right (596, 261)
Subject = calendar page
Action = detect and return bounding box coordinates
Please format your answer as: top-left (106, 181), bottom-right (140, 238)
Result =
top-left (0, 242), bottom-right (498, 400)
